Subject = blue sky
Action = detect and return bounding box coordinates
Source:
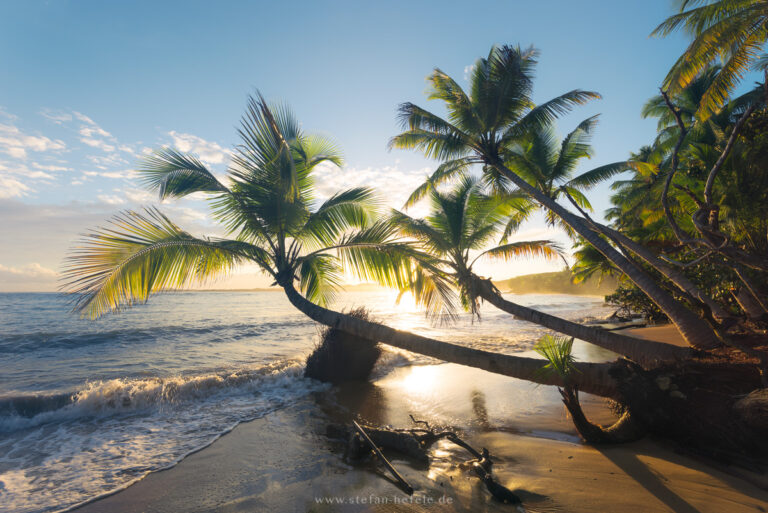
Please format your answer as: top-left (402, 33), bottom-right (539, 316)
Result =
top-left (0, 0), bottom-right (708, 291)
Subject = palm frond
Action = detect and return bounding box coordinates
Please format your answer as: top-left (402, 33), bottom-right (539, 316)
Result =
top-left (505, 90), bottom-right (601, 139)
top-left (567, 161), bottom-right (636, 189)
top-left (138, 148), bottom-right (229, 200)
top-left (299, 187), bottom-right (379, 249)
top-left (297, 253), bottom-right (342, 307)
top-left (471, 240), bottom-right (565, 267)
top-left (534, 334), bottom-right (577, 381)
top-left (551, 115), bottom-right (599, 179)
top-left (403, 158), bottom-right (475, 209)
top-left (399, 264), bottom-right (460, 322)
top-left (388, 129), bottom-right (471, 161)
top-left (62, 208), bottom-right (258, 318)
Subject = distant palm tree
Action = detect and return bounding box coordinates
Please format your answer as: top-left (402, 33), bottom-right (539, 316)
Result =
top-left (390, 44), bottom-right (721, 349)
top-left (653, 0), bottom-right (768, 117)
top-left (570, 238), bottom-right (618, 286)
top-left (501, 116), bottom-right (636, 236)
top-left (392, 177), bottom-right (690, 364)
top-left (61, 94), bottom-right (619, 397)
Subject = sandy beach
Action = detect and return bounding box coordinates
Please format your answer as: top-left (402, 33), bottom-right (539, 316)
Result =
top-left (71, 328), bottom-right (768, 513)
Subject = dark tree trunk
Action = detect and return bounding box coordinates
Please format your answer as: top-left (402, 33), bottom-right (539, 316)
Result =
top-left (490, 159), bottom-right (721, 350)
top-left (281, 283), bottom-right (619, 398)
top-left (472, 277), bottom-right (691, 366)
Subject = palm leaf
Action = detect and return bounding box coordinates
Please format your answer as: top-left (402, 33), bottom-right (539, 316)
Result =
top-left (534, 334), bottom-right (578, 381)
top-left (139, 148), bottom-right (229, 200)
top-left (471, 240), bottom-right (565, 267)
top-left (567, 161), bottom-right (636, 189)
top-left (299, 187), bottom-right (379, 249)
top-left (62, 208), bottom-right (258, 318)
top-left (297, 253), bottom-right (342, 307)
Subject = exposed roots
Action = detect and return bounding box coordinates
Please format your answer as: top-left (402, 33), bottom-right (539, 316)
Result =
top-left (563, 357), bottom-right (768, 469)
top-left (559, 386), bottom-right (646, 444)
top-left (326, 416), bottom-right (521, 504)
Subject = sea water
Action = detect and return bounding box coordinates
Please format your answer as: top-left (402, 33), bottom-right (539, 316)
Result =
top-left (0, 290), bottom-right (611, 513)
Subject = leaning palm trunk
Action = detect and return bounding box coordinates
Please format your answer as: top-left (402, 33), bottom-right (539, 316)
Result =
top-left (563, 192), bottom-right (733, 322)
top-left (488, 158), bottom-right (721, 350)
top-left (594, 224), bottom-right (732, 321)
top-left (470, 277), bottom-right (691, 366)
top-left (280, 283), bottom-right (619, 398)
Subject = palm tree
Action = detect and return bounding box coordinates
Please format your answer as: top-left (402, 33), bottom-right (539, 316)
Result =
top-left (391, 177), bottom-right (691, 365)
top-left (389, 44), bottom-right (721, 349)
top-left (652, 0), bottom-right (768, 118)
top-left (61, 94), bottom-right (620, 399)
top-left (570, 237), bottom-right (618, 285)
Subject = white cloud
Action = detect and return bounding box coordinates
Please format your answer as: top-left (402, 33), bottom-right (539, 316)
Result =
top-left (0, 262), bottom-right (58, 278)
top-left (97, 194), bottom-right (126, 205)
top-left (73, 111), bottom-right (97, 125)
top-left (79, 126), bottom-right (112, 138)
top-left (0, 175), bottom-right (31, 198)
top-left (0, 262), bottom-right (60, 291)
top-left (32, 162), bottom-right (70, 172)
top-left (80, 137), bottom-right (116, 153)
top-left (464, 64), bottom-right (476, 81)
top-left (312, 163), bottom-right (431, 211)
top-left (168, 131), bottom-right (228, 165)
top-left (0, 122), bottom-right (66, 159)
top-left (0, 159), bottom-right (66, 195)
top-left (82, 169), bottom-right (133, 179)
top-left (123, 188), bottom-right (155, 203)
top-left (0, 106), bottom-right (19, 121)
top-left (100, 170), bottom-right (132, 179)
top-left (40, 109), bottom-right (72, 124)
top-left (5, 146), bottom-right (26, 159)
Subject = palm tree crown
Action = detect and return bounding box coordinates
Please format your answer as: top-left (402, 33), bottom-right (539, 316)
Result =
top-left (391, 176), bottom-right (562, 316)
top-left (653, 0), bottom-right (768, 118)
top-left (391, 44), bottom-right (601, 208)
top-left (63, 95), bottom-right (419, 318)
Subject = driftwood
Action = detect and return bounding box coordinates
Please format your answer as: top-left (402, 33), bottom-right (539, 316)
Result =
top-left (326, 416), bottom-right (521, 504)
top-left (352, 420), bottom-right (414, 495)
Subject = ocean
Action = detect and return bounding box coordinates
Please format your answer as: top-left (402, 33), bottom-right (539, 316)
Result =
top-left (0, 290), bottom-right (613, 513)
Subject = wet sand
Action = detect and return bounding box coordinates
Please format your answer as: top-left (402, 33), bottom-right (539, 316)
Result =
top-left (73, 332), bottom-right (768, 513)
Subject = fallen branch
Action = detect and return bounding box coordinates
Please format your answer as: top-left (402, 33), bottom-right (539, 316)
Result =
top-left (327, 417), bottom-right (521, 504)
top-left (353, 420), bottom-right (414, 495)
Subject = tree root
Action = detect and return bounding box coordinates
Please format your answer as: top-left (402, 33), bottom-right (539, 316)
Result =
top-left (326, 416), bottom-right (521, 504)
top-left (558, 386), bottom-right (647, 444)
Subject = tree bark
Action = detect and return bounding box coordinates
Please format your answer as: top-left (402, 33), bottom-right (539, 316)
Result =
top-left (562, 190), bottom-right (732, 322)
top-left (489, 158), bottom-right (721, 350)
top-left (281, 283), bottom-right (619, 398)
top-left (471, 277), bottom-right (691, 366)
top-left (733, 264), bottom-right (768, 318)
top-left (559, 386), bottom-right (646, 444)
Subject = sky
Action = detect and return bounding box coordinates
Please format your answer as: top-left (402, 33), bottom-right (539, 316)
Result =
top-left (0, 0), bottom-right (704, 291)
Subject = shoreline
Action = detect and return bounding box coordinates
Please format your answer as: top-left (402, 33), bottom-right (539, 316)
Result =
top-left (72, 329), bottom-right (768, 512)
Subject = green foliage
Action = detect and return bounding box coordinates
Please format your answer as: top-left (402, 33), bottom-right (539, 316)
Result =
top-left (570, 238), bottom-right (619, 285)
top-left (63, 95), bottom-right (431, 317)
top-left (390, 176), bottom-right (563, 319)
top-left (391, 45), bottom-right (629, 245)
top-left (653, 0), bottom-right (768, 118)
top-left (605, 285), bottom-right (668, 323)
top-left (534, 334), bottom-right (577, 382)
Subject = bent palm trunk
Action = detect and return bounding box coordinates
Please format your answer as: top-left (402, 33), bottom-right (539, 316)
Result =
top-left (490, 159), bottom-right (720, 350)
top-left (565, 201), bottom-right (732, 322)
top-left (559, 386), bottom-right (646, 444)
top-left (281, 283), bottom-right (619, 399)
top-left (471, 277), bottom-right (690, 366)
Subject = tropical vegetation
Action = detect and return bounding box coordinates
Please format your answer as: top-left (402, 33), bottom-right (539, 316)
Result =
top-left (62, 1), bottom-right (768, 457)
